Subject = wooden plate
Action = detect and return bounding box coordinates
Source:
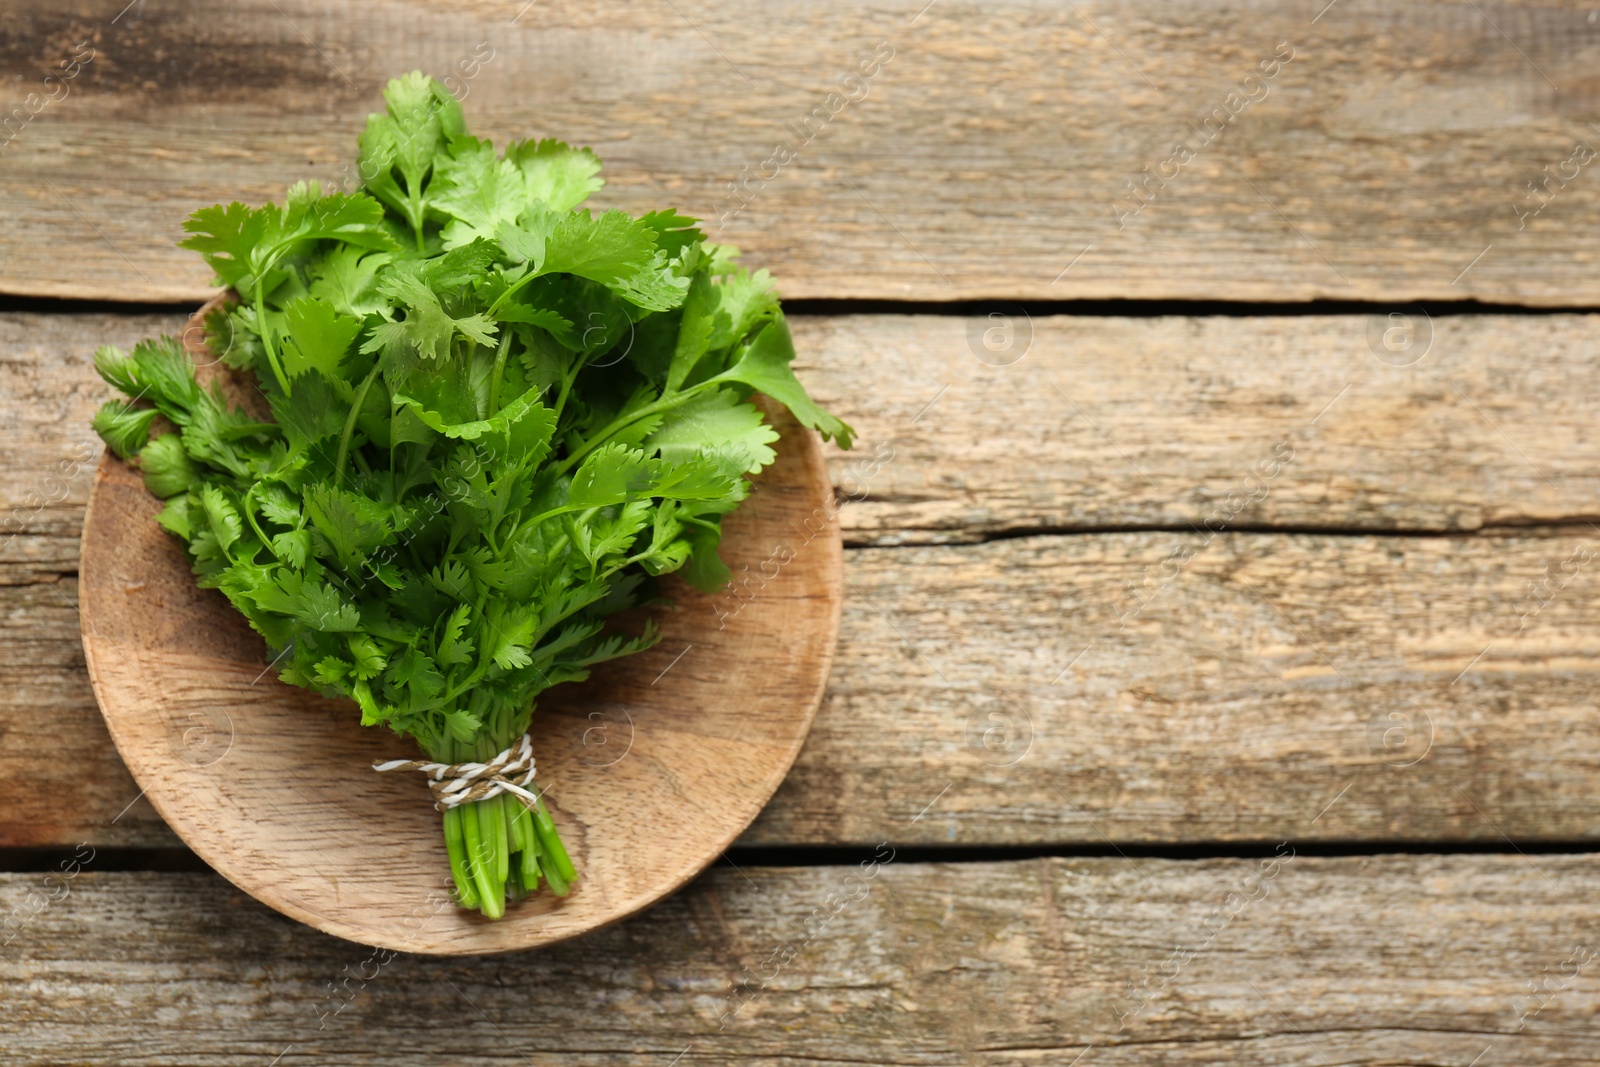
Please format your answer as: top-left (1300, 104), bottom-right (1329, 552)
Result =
top-left (79, 305), bottom-right (842, 955)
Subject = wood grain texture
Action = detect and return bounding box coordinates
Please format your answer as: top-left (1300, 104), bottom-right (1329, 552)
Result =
top-left (15, 524), bottom-right (1600, 849)
top-left (0, 312), bottom-right (180, 551)
top-left (78, 395), bottom-right (841, 952)
top-left (7, 1), bottom-right (1600, 303)
top-left (6, 856), bottom-right (1600, 1063)
top-left (10, 311), bottom-right (1600, 549)
top-left (800, 312), bottom-right (1600, 541)
top-left (7, 309), bottom-right (1600, 850)
top-left (754, 528), bottom-right (1600, 845)
top-left (0, 312), bottom-right (180, 844)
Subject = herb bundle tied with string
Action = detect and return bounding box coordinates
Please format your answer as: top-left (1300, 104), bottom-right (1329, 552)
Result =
top-left (91, 72), bottom-right (852, 918)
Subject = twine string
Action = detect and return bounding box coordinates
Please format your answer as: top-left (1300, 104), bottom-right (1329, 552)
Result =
top-left (372, 734), bottom-right (539, 812)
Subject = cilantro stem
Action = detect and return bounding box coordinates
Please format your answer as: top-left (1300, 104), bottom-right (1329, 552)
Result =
top-left (532, 796), bottom-right (576, 892)
top-left (443, 807), bottom-right (479, 909)
top-left (484, 265), bottom-right (539, 321)
top-left (334, 365), bottom-right (382, 488)
top-left (488, 794), bottom-right (510, 883)
top-left (551, 358), bottom-right (579, 425)
top-left (431, 588), bottom-right (598, 708)
top-left (406, 188), bottom-right (427, 253)
top-left (553, 379), bottom-right (716, 478)
top-left (518, 808), bottom-right (540, 891)
top-left (240, 487), bottom-right (278, 560)
top-left (459, 795), bottom-right (502, 917)
top-left (388, 398), bottom-right (399, 485)
top-left (505, 503), bottom-right (583, 540)
top-left (251, 284), bottom-right (292, 396)
top-left (487, 331), bottom-right (512, 414)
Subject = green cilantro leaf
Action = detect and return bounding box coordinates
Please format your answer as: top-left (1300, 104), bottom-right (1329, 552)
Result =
top-left (506, 138), bottom-right (604, 211)
top-left (138, 434), bottom-right (200, 497)
top-left (282, 297), bottom-right (363, 380)
top-left (92, 401), bottom-right (160, 460)
top-left (646, 387), bottom-right (779, 474)
top-left (712, 313), bottom-right (855, 446)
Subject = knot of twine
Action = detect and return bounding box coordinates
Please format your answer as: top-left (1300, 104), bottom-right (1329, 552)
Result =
top-left (372, 734), bottom-right (539, 812)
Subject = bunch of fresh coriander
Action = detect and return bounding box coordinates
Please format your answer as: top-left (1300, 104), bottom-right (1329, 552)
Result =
top-left (91, 72), bottom-right (852, 918)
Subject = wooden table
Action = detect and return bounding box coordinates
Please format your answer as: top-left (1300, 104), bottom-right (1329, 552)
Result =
top-left (6, 1), bottom-right (1600, 1062)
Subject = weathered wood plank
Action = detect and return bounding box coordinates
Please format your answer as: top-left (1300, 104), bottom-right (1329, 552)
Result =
top-left (0, 313), bottom-right (179, 557)
top-left (6, 309), bottom-right (1600, 848)
top-left (757, 529), bottom-right (1600, 845)
top-left (6, 1), bottom-right (1600, 303)
top-left (5, 857), bottom-right (1599, 1063)
top-left (8, 526), bottom-right (1600, 849)
top-left (0, 575), bottom-right (167, 847)
top-left (10, 311), bottom-right (1600, 549)
top-left (801, 312), bottom-right (1600, 540)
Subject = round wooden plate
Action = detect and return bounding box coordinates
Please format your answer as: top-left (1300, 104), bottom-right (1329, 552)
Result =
top-left (79, 305), bottom-right (842, 955)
